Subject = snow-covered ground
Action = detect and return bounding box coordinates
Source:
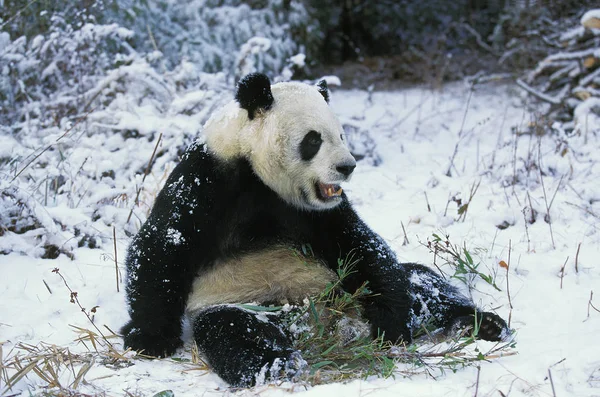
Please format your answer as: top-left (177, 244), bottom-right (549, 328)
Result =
top-left (2, 82), bottom-right (600, 396)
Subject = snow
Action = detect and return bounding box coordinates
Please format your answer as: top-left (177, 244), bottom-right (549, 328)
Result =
top-left (289, 53), bottom-right (306, 68)
top-left (319, 75), bottom-right (342, 86)
top-left (574, 97), bottom-right (600, 133)
top-left (2, 81), bottom-right (600, 396)
top-left (581, 9), bottom-right (600, 26)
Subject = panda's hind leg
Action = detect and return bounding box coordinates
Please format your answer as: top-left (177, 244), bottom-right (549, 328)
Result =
top-left (405, 263), bottom-right (509, 342)
top-left (192, 305), bottom-right (305, 387)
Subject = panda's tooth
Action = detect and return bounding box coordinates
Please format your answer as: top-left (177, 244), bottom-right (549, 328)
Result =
top-left (335, 187), bottom-right (343, 196)
top-left (327, 187), bottom-right (333, 197)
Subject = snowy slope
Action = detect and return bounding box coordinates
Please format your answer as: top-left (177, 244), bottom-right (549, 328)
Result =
top-left (2, 82), bottom-right (600, 396)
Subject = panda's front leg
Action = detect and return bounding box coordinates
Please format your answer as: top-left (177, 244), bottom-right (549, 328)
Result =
top-left (192, 306), bottom-right (306, 387)
top-left (121, 233), bottom-right (196, 357)
top-left (404, 263), bottom-right (510, 341)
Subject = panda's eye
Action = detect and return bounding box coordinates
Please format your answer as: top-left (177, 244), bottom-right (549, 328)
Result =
top-left (300, 130), bottom-right (322, 161)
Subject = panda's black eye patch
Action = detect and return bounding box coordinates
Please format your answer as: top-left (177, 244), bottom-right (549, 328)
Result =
top-left (300, 130), bottom-right (322, 161)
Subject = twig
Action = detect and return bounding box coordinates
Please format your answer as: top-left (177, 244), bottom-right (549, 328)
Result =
top-left (400, 222), bottom-right (409, 246)
top-left (11, 145), bottom-right (52, 182)
top-left (506, 240), bottom-right (513, 328)
top-left (489, 106), bottom-right (509, 171)
top-left (146, 24), bottom-right (160, 53)
top-left (559, 256), bottom-right (568, 289)
top-left (511, 115), bottom-right (522, 190)
top-left (473, 365), bottom-right (481, 397)
top-left (126, 133), bottom-right (163, 223)
top-left (489, 229), bottom-right (499, 259)
top-left (443, 192), bottom-right (452, 217)
top-left (548, 368), bottom-right (557, 397)
top-left (52, 268), bottom-right (112, 348)
top-left (574, 243), bottom-right (581, 274)
top-left (522, 207), bottom-right (532, 253)
top-left (113, 226), bottom-right (119, 293)
top-left (432, 244), bottom-right (445, 279)
top-left (0, 0), bottom-right (39, 31)
top-left (424, 191), bottom-right (431, 212)
top-left (461, 23), bottom-right (497, 55)
top-left (538, 139), bottom-right (556, 249)
top-left (516, 79), bottom-right (562, 105)
top-left (42, 280), bottom-right (52, 295)
top-left (526, 191), bottom-right (536, 224)
top-left (446, 84), bottom-right (474, 177)
top-left (564, 201), bottom-right (600, 220)
top-left (457, 179), bottom-right (481, 222)
top-left (546, 47), bottom-right (599, 62)
top-left (548, 175), bottom-right (565, 211)
top-left (587, 291), bottom-right (600, 319)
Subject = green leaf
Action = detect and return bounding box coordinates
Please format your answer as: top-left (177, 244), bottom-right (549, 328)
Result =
top-left (311, 360), bottom-right (335, 371)
top-left (321, 343), bottom-right (338, 356)
top-left (309, 299), bottom-right (325, 338)
top-left (463, 248), bottom-right (473, 265)
top-left (239, 304), bottom-right (283, 312)
top-left (152, 391), bottom-right (174, 397)
top-left (301, 243), bottom-right (314, 257)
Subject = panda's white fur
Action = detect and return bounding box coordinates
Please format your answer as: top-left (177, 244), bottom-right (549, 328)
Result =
top-left (204, 81), bottom-right (356, 211)
top-left (186, 246), bottom-right (336, 317)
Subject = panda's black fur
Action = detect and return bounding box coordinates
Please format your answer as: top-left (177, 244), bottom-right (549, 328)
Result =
top-left (121, 73), bottom-right (508, 387)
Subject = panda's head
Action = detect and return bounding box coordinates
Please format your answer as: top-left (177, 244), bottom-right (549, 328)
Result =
top-left (204, 73), bottom-right (356, 211)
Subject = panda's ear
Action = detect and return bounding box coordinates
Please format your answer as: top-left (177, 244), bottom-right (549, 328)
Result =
top-left (316, 80), bottom-right (329, 103)
top-left (235, 73), bottom-right (274, 120)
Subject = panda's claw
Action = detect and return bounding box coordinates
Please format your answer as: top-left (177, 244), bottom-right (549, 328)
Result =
top-left (477, 312), bottom-right (510, 341)
top-left (258, 351), bottom-right (307, 385)
top-left (445, 311), bottom-right (509, 342)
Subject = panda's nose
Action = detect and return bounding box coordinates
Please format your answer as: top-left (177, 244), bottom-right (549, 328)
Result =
top-left (336, 163), bottom-right (356, 177)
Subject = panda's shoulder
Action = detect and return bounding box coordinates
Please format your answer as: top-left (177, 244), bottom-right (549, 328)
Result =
top-left (154, 141), bottom-right (219, 202)
top-left (180, 140), bottom-right (212, 163)
top-left (168, 141), bottom-right (217, 178)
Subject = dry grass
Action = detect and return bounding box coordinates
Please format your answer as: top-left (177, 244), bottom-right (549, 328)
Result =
top-left (1, 328), bottom-right (208, 396)
top-left (1, 337), bottom-right (122, 395)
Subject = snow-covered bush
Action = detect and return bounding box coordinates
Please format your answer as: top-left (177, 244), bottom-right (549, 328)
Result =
top-left (0, 3), bottom-right (232, 258)
top-left (108, 0), bottom-right (317, 79)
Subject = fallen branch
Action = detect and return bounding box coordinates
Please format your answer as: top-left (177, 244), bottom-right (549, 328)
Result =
top-left (516, 79), bottom-right (562, 105)
top-left (461, 23), bottom-right (497, 55)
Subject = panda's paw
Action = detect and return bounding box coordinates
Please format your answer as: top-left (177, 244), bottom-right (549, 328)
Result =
top-left (257, 351), bottom-right (307, 385)
top-left (446, 311), bottom-right (510, 342)
top-left (281, 350), bottom-right (308, 380)
top-left (477, 312), bottom-right (510, 341)
top-left (122, 323), bottom-right (182, 357)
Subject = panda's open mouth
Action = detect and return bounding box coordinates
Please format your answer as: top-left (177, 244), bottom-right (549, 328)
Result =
top-left (316, 182), bottom-right (343, 201)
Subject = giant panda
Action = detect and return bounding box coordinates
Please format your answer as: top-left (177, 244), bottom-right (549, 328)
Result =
top-left (121, 73), bottom-right (509, 387)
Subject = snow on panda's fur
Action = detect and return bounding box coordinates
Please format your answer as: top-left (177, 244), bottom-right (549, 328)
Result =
top-left (121, 73), bottom-right (509, 387)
